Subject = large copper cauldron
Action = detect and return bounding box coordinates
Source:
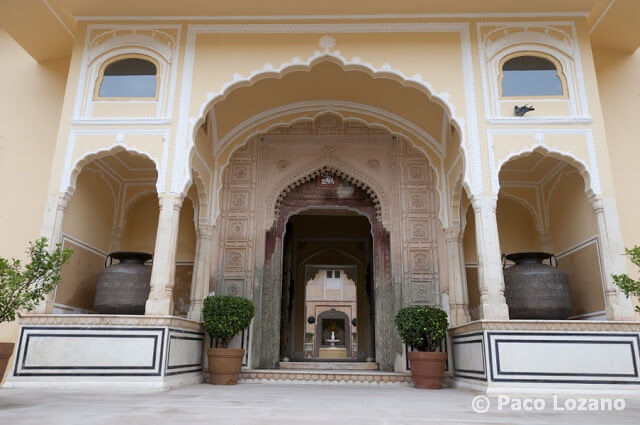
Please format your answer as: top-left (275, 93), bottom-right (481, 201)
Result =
top-left (94, 251), bottom-right (152, 314)
top-left (503, 252), bottom-right (572, 320)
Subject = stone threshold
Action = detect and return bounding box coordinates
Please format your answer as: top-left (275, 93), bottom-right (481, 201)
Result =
top-left (449, 319), bottom-right (640, 336)
top-left (240, 369), bottom-right (412, 385)
top-left (17, 313), bottom-right (203, 331)
top-left (279, 361), bottom-right (379, 370)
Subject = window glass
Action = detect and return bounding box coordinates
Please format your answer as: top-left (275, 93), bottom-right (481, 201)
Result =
top-left (98, 58), bottom-right (157, 98)
top-left (501, 55), bottom-right (563, 97)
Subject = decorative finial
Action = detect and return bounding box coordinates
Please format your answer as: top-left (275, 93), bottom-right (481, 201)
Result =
top-left (318, 35), bottom-right (336, 51)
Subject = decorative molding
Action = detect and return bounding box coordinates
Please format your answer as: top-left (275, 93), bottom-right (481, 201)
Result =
top-left (449, 320), bottom-right (640, 336)
top-left (477, 21), bottom-right (590, 121)
top-left (71, 118), bottom-right (172, 126)
top-left (487, 128), bottom-right (601, 197)
top-left (73, 24), bottom-right (182, 120)
top-left (17, 314), bottom-right (204, 331)
top-left (267, 161), bottom-right (388, 231)
top-left (60, 129), bottom-right (169, 195)
top-left (77, 12), bottom-right (591, 22)
top-left (214, 101), bottom-right (443, 157)
top-left (487, 116), bottom-right (593, 125)
top-left (173, 22), bottom-right (481, 198)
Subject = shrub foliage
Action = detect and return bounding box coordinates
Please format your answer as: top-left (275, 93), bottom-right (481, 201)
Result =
top-left (202, 295), bottom-right (255, 348)
top-left (0, 238), bottom-right (73, 323)
top-left (612, 246), bottom-right (640, 313)
top-left (395, 305), bottom-right (448, 352)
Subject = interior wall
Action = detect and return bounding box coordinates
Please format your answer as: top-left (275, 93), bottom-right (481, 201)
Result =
top-left (496, 195), bottom-right (542, 255)
top-left (56, 168), bottom-right (117, 312)
top-left (547, 171), bottom-right (604, 317)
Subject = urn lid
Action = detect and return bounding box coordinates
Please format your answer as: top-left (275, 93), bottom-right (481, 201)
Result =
top-left (505, 252), bottom-right (553, 264)
top-left (107, 251), bottom-right (153, 264)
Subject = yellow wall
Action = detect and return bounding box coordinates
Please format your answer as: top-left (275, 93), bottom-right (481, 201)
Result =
top-left (0, 30), bottom-right (69, 382)
top-left (0, 30), bottom-right (69, 258)
top-left (496, 196), bottom-right (542, 255)
top-left (594, 48), bottom-right (640, 315)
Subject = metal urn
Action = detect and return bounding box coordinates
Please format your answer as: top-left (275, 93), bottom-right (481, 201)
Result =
top-left (94, 251), bottom-right (152, 314)
top-left (503, 252), bottom-right (572, 320)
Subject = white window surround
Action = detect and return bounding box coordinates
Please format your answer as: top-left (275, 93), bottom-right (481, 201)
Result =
top-left (477, 22), bottom-right (591, 124)
top-left (73, 25), bottom-right (181, 122)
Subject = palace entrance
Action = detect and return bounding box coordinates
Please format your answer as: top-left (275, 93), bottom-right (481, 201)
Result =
top-left (277, 185), bottom-right (381, 363)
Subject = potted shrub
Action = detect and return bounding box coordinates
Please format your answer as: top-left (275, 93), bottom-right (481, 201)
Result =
top-left (202, 295), bottom-right (255, 385)
top-left (395, 305), bottom-right (448, 389)
top-left (0, 238), bottom-right (72, 379)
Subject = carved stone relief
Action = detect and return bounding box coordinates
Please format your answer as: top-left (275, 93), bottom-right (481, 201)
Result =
top-left (215, 113), bottom-right (442, 369)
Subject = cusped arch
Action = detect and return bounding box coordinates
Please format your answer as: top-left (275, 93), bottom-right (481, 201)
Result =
top-left (62, 144), bottom-right (160, 195)
top-left (215, 110), bottom-right (449, 228)
top-left (267, 160), bottom-right (389, 232)
top-left (186, 53), bottom-right (471, 198)
top-left (194, 53), bottom-right (462, 137)
top-left (495, 144), bottom-right (596, 198)
top-left (183, 167), bottom-right (210, 225)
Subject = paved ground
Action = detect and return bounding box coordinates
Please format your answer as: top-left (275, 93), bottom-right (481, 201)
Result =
top-left (1, 384), bottom-right (639, 425)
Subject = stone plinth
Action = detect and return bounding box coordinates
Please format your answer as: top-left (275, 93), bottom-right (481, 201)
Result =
top-left (319, 347), bottom-right (347, 359)
top-left (448, 320), bottom-right (640, 396)
top-left (3, 314), bottom-right (205, 391)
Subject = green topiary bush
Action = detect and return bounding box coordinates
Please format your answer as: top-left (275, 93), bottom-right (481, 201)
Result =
top-left (202, 295), bottom-right (255, 348)
top-left (395, 305), bottom-right (448, 352)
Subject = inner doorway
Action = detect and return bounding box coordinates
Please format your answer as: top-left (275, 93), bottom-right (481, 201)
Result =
top-left (279, 211), bottom-right (375, 362)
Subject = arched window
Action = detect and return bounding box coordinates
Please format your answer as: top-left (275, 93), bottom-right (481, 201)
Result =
top-left (96, 56), bottom-right (158, 99)
top-left (500, 54), bottom-right (564, 97)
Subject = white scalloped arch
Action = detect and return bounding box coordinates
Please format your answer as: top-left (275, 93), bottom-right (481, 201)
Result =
top-left (185, 52), bottom-right (472, 198)
top-left (62, 144), bottom-right (160, 195)
top-left (212, 109), bottom-right (450, 227)
top-left (495, 144), bottom-right (595, 198)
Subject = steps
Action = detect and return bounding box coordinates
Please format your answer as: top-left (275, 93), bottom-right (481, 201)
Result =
top-left (239, 369), bottom-right (412, 385)
top-left (279, 361), bottom-right (379, 371)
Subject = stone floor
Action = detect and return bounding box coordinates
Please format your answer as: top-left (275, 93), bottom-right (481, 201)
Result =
top-left (1, 384), bottom-right (639, 424)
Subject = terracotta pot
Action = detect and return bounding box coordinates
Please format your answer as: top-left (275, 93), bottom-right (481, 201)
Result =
top-left (408, 351), bottom-right (447, 389)
top-left (0, 342), bottom-right (15, 380)
top-left (207, 348), bottom-right (245, 385)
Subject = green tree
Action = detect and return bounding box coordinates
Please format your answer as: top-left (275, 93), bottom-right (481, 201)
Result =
top-left (612, 246), bottom-right (640, 313)
top-left (202, 295), bottom-right (255, 348)
top-left (0, 238), bottom-right (73, 323)
top-left (395, 305), bottom-right (448, 352)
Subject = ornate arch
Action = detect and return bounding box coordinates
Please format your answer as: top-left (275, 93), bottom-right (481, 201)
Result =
top-left (182, 52), bottom-right (470, 196)
top-left (62, 144), bottom-right (159, 195)
top-left (215, 110), bottom-right (447, 228)
top-left (494, 144), bottom-right (596, 198)
top-left (267, 159), bottom-right (389, 232)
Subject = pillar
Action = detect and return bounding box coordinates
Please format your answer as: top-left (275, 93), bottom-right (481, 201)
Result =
top-left (34, 192), bottom-right (71, 313)
top-left (444, 226), bottom-right (471, 326)
top-left (470, 194), bottom-right (510, 320)
top-left (590, 196), bottom-right (636, 321)
top-left (145, 193), bottom-right (183, 316)
top-left (187, 224), bottom-right (214, 322)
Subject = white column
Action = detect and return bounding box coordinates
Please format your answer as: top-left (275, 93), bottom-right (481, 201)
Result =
top-left (187, 224), bottom-right (214, 322)
top-left (537, 229), bottom-right (554, 253)
top-left (145, 193), bottom-right (183, 316)
top-left (35, 192), bottom-right (72, 313)
top-left (590, 196), bottom-right (636, 321)
top-left (470, 194), bottom-right (510, 320)
top-left (444, 226), bottom-right (471, 326)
